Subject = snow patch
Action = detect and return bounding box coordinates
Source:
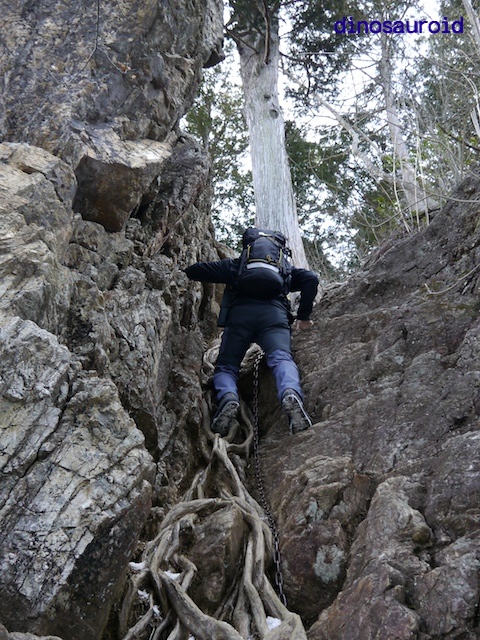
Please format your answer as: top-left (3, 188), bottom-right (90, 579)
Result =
top-left (267, 616), bottom-right (282, 629)
top-left (165, 570), bottom-right (181, 579)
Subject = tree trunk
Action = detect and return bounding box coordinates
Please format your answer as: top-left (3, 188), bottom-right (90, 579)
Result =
top-left (235, 6), bottom-right (309, 268)
top-left (462, 0), bottom-right (480, 55)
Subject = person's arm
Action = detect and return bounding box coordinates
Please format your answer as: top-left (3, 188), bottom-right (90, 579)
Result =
top-left (290, 268), bottom-right (319, 322)
top-left (184, 258), bottom-right (237, 284)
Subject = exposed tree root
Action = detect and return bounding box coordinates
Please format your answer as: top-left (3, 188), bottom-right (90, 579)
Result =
top-left (117, 346), bottom-right (307, 639)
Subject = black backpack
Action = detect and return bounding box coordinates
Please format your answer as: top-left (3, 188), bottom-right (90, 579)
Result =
top-left (235, 227), bottom-right (292, 300)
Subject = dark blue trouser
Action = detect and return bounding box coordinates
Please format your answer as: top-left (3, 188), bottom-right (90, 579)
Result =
top-left (212, 300), bottom-right (303, 402)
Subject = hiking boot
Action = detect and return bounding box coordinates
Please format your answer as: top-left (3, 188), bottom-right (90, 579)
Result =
top-left (281, 389), bottom-right (312, 434)
top-left (211, 392), bottom-right (240, 436)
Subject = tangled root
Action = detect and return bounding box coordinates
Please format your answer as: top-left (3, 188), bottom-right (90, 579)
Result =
top-left (117, 390), bottom-right (306, 640)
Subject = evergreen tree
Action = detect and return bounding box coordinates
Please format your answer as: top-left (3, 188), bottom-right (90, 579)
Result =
top-left (184, 44), bottom-right (255, 246)
top-left (187, 0), bottom-right (480, 272)
top-left (226, 0), bottom-right (310, 267)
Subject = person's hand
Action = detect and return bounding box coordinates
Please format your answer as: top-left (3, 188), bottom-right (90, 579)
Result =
top-left (293, 319), bottom-right (314, 331)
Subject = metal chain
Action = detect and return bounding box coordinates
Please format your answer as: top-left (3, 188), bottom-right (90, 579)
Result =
top-left (252, 350), bottom-right (288, 607)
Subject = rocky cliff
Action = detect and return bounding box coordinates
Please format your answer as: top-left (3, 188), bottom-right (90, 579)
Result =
top-left (1, 2), bottom-right (479, 640)
top-left (262, 180), bottom-right (480, 638)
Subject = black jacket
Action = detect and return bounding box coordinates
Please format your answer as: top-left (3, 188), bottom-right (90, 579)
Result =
top-left (185, 258), bottom-right (319, 321)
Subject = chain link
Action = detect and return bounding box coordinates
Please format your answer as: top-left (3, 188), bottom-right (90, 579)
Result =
top-left (252, 351), bottom-right (288, 607)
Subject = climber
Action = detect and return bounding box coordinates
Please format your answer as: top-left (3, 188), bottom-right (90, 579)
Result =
top-left (185, 227), bottom-right (319, 436)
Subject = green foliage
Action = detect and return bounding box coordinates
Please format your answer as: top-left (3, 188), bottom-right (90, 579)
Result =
top-left (282, 0), bottom-right (480, 264)
top-left (186, 0), bottom-right (480, 275)
top-left (284, 116), bottom-right (404, 270)
top-left (284, 120), bottom-right (358, 274)
top-left (283, 0), bottom-right (375, 99)
top-left (183, 45), bottom-right (255, 247)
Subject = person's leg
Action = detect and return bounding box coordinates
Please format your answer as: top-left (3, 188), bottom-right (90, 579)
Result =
top-left (265, 349), bottom-right (303, 401)
top-left (212, 320), bottom-right (254, 402)
top-left (256, 304), bottom-right (302, 399)
top-left (256, 305), bottom-right (312, 433)
top-left (212, 362), bottom-right (240, 400)
top-left (211, 309), bottom-right (255, 434)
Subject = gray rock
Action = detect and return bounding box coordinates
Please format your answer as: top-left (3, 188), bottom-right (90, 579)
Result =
top-left (72, 129), bottom-right (175, 231)
top-left (0, 1), bottom-right (224, 638)
top-left (0, 318), bottom-right (155, 639)
top-left (258, 170), bottom-right (480, 637)
top-left (0, 147), bottom-right (74, 331)
top-left (1, 0), bottom-right (224, 160)
top-left (3, 0), bottom-right (480, 638)
top-left (187, 505), bottom-right (248, 613)
top-left (0, 623), bottom-right (63, 640)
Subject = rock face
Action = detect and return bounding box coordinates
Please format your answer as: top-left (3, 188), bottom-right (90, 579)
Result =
top-left (0, 136), bottom-right (217, 638)
top-left (1, 0), bottom-right (224, 155)
top-left (1, 0), bottom-right (480, 639)
top-left (0, 1), bottom-right (224, 638)
top-left (0, 317), bottom-right (155, 638)
top-left (257, 174), bottom-right (480, 638)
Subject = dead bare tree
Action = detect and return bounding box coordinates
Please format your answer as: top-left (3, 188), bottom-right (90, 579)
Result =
top-left (378, 32), bottom-right (435, 228)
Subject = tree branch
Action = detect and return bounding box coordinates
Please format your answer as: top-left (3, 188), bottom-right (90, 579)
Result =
top-left (260, 0), bottom-right (272, 65)
top-left (225, 26), bottom-right (260, 55)
top-left (437, 123), bottom-right (480, 153)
